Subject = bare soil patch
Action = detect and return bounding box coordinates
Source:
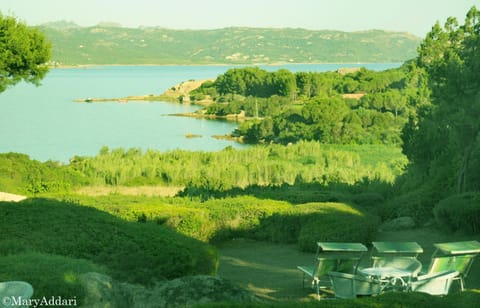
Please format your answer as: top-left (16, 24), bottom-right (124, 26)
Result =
top-left (217, 238), bottom-right (317, 302)
top-left (0, 192), bottom-right (27, 202)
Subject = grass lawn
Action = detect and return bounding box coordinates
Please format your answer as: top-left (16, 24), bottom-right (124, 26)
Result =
top-left (216, 226), bottom-right (480, 305)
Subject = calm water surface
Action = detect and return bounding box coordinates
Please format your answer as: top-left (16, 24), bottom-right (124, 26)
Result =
top-left (0, 64), bottom-right (400, 162)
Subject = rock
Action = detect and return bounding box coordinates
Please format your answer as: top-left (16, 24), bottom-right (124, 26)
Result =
top-left (79, 272), bottom-right (124, 308)
top-left (125, 275), bottom-right (257, 308)
top-left (379, 216), bottom-right (416, 231)
top-left (80, 273), bottom-right (257, 307)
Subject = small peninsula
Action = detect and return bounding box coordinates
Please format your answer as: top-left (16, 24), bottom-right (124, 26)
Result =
top-left (74, 78), bottom-right (249, 122)
top-left (75, 79), bottom-right (213, 104)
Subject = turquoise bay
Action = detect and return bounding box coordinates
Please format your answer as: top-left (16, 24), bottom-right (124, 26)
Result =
top-left (0, 64), bottom-right (400, 162)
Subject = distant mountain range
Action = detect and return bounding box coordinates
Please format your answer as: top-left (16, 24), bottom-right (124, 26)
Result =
top-left (39, 21), bottom-right (422, 65)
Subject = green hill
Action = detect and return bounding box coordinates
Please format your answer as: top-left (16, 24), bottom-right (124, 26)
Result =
top-left (39, 22), bottom-right (421, 65)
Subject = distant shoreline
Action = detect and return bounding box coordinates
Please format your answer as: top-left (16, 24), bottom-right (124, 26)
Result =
top-left (51, 61), bottom-right (403, 69)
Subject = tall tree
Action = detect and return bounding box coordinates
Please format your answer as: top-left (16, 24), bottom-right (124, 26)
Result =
top-left (273, 69), bottom-right (297, 99)
top-left (408, 6), bottom-right (480, 193)
top-left (0, 14), bottom-right (51, 93)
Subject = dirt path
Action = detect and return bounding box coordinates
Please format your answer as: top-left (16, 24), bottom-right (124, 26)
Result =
top-left (216, 228), bottom-right (480, 302)
top-left (217, 238), bottom-right (317, 302)
top-left (0, 192), bottom-right (27, 202)
top-left (75, 185), bottom-right (183, 197)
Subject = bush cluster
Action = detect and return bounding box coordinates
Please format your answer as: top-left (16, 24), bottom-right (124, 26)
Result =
top-left (76, 195), bottom-right (379, 252)
top-left (0, 153), bottom-right (87, 195)
top-left (0, 199), bottom-right (218, 285)
top-left (434, 193), bottom-right (480, 234)
top-left (377, 187), bottom-right (438, 223)
top-left (295, 203), bottom-right (379, 252)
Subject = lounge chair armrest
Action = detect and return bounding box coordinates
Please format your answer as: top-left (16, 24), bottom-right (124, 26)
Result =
top-left (415, 270), bottom-right (459, 281)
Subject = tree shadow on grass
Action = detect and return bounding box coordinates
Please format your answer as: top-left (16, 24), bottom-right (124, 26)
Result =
top-left (217, 239), bottom-right (318, 302)
top-left (177, 177), bottom-right (393, 207)
top-left (221, 204), bottom-right (379, 254)
top-left (0, 198), bottom-right (217, 285)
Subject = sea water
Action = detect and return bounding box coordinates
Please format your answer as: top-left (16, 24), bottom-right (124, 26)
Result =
top-left (0, 63), bottom-right (400, 162)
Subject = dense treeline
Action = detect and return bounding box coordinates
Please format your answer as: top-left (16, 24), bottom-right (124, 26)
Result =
top-left (402, 6), bottom-right (480, 195)
top-left (383, 7), bottom-right (480, 233)
top-left (192, 62), bottom-right (430, 145)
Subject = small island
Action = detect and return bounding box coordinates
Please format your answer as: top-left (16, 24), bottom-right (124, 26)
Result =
top-left (185, 133), bottom-right (202, 139)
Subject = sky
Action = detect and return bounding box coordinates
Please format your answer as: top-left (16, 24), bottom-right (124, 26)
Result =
top-left (1, 0), bottom-right (478, 37)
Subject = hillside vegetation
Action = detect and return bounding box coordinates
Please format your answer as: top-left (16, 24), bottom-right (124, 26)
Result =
top-left (39, 22), bottom-right (421, 65)
top-left (190, 62), bottom-right (429, 145)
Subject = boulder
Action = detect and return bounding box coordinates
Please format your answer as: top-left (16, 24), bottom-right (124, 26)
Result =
top-left (125, 275), bottom-right (257, 308)
top-left (80, 273), bottom-right (257, 307)
top-left (379, 216), bottom-right (416, 231)
top-left (79, 272), bottom-right (125, 308)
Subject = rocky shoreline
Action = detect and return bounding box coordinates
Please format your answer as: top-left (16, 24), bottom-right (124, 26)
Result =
top-left (74, 79), bottom-right (213, 105)
top-left (74, 94), bottom-right (177, 103)
top-left (170, 110), bottom-right (246, 122)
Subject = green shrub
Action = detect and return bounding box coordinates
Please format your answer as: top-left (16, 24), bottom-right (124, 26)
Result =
top-left (0, 199), bottom-right (218, 285)
top-left (75, 195), bottom-right (292, 243)
top-left (0, 252), bottom-right (105, 306)
top-left (434, 193), bottom-right (480, 234)
top-left (72, 196), bottom-right (378, 251)
top-left (296, 203), bottom-right (379, 252)
top-left (196, 197), bottom-right (292, 242)
top-left (70, 195), bottom-right (378, 251)
top-left (0, 153), bottom-right (87, 195)
top-left (190, 92), bottom-right (205, 101)
top-left (242, 184), bottom-right (351, 204)
top-left (164, 209), bottom-right (215, 241)
top-left (378, 188), bottom-right (437, 223)
top-left (351, 192), bottom-right (385, 208)
top-left (0, 239), bottom-right (33, 255)
top-left (250, 211), bottom-right (306, 243)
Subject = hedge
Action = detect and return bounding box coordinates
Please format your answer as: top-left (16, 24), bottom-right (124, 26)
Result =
top-left (73, 195), bottom-right (379, 252)
top-left (0, 199), bottom-right (218, 285)
top-left (434, 192), bottom-right (480, 234)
